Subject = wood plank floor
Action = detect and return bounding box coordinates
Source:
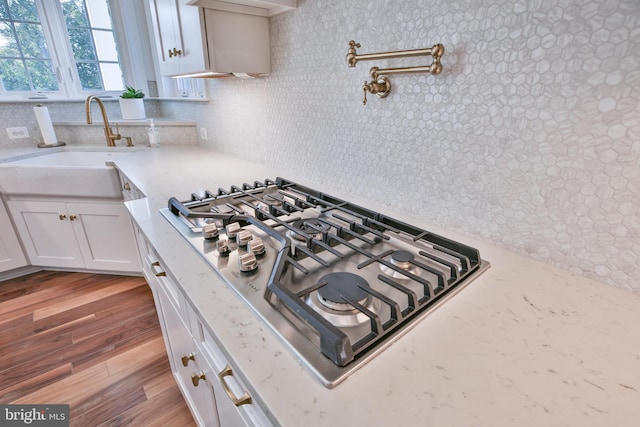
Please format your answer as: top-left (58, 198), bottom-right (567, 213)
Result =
top-left (0, 270), bottom-right (196, 427)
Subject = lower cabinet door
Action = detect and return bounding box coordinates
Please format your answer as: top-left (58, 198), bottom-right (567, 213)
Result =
top-left (0, 200), bottom-right (27, 272)
top-left (7, 200), bottom-right (84, 268)
top-left (7, 200), bottom-right (141, 272)
top-left (68, 202), bottom-right (141, 273)
top-left (156, 279), bottom-right (219, 427)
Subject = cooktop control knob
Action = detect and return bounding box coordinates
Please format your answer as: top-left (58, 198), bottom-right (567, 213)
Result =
top-left (217, 238), bottom-right (230, 255)
top-left (236, 229), bottom-right (253, 247)
top-left (226, 222), bottom-right (241, 238)
top-left (248, 237), bottom-right (266, 256)
top-left (239, 252), bottom-right (258, 273)
top-left (203, 223), bottom-right (219, 239)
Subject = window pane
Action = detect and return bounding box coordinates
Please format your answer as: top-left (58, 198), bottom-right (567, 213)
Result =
top-left (76, 61), bottom-right (101, 90)
top-left (7, 0), bottom-right (38, 22)
top-left (86, 0), bottom-right (111, 29)
top-left (100, 62), bottom-right (122, 91)
top-left (63, 0), bottom-right (124, 93)
top-left (0, 1), bottom-right (57, 93)
top-left (15, 22), bottom-right (48, 58)
top-left (60, 0), bottom-right (88, 27)
top-left (0, 21), bottom-right (20, 56)
top-left (0, 58), bottom-right (29, 90)
top-left (93, 29), bottom-right (117, 61)
top-left (0, 2), bottom-right (9, 20)
top-left (68, 27), bottom-right (95, 60)
top-left (26, 59), bottom-right (58, 90)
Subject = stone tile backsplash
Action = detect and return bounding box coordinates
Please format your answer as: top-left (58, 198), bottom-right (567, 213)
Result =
top-left (0, 100), bottom-right (196, 148)
top-left (0, 0), bottom-right (637, 292)
top-left (195, 0), bottom-right (640, 291)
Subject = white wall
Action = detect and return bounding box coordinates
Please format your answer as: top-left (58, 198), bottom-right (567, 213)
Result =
top-left (183, 0), bottom-right (640, 291)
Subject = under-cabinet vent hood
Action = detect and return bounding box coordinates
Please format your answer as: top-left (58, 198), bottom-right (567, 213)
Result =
top-left (187, 0), bottom-right (296, 17)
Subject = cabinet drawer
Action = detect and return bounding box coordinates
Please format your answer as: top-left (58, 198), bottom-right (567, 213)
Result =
top-left (118, 172), bottom-right (144, 201)
top-left (138, 238), bottom-right (186, 315)
top-left (191, 309), bottom-right (273, 427)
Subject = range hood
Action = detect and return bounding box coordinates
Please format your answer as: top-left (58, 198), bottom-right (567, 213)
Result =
top-left (187, 0), bottom-right (296, 16)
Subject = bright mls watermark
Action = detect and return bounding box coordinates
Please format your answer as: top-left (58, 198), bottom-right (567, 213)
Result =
top-left (0, 405), bottom-right (69, 426)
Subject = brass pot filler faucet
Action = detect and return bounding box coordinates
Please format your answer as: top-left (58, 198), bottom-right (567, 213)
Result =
top-left (346, 40), bottom-right (444, 105)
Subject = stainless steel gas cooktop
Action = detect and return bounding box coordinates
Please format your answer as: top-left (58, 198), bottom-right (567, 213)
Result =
top-left (161, 177), bottom-right (489, 388)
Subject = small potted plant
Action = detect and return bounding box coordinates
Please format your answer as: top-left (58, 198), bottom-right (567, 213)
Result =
top-left (119, 86), bottom-right (146, 120)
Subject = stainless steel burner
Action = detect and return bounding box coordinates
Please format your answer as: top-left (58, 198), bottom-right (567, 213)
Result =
top-left (317, 272), bottom-right (370, 310)
top-left (380, 250), bottom-right (420, 279)
top-left (306, 272), bottom-right (380, 327)
top-left (287, 218), bottom-right (331, 241)
top-left (257, 193), bottom-right (285, 211)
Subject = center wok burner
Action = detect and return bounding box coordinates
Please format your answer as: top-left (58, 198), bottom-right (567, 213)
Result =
top-left (161, 177), bottom-right (490, 387)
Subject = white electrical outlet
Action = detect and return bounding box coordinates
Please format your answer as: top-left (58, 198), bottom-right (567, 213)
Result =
top-left (7, 127), bottom-right (29, 139)
top-left (200, 127), bottom-right (208, 140)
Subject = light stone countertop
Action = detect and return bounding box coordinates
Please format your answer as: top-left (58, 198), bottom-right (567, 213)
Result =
top-left (4, 145), bottom-right (639, 426)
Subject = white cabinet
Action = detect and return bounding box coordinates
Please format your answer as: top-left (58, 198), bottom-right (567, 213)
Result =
top-left (147, 0), bottom-right (270, 77)
top-left (134, 226), bottom-right (273, 427)
top-left (155, 269), bottom-right (219, 426)
top-left (148, 0), bottom-right (206, 76)
top-left (136, 229), bottom-right (219, 426)
top-left (0, 200), bottom-right (27, 272)
top-left (8, 200), bottom-right (141, 273)
top-left (192, 317), bottom-right (273, 427)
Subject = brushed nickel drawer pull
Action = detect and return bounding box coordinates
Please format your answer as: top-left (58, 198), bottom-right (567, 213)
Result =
top-left (191, 371), bottom-right (206, 387)
top-left (181, 352), bottom-right (195, 367)
top-left (218, 364), bottom-right (252, 407)
top-left (150, 261), bottom-right (166, 277)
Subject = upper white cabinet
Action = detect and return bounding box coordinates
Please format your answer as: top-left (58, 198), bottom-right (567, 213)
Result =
top-left (0, 200), bottom-right (27, 273)
top-left (147, 0), bottom-right (278, 77)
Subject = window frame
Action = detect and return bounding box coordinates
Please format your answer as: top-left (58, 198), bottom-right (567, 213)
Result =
top-left (0, 0), bottom-right (150, 101)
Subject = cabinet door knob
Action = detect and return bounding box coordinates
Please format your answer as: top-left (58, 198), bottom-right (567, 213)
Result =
top-left (123, 182), bottom-right (131, 191)
top-left (69, 215), bottom-right (77, 221)
top-left (168, 47), bottom-right (182, 58)
top-left (181, 352), bottom-right (195, 367)
top-left (218, 364), bottom-right (252, 406)
top-left (59, 214), bottom-right (66, 220)
top-left (191, 371), bottom-right (206, 387)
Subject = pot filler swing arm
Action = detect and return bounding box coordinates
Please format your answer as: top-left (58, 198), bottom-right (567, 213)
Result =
top-left (345, 40), bottom-right (444, 105)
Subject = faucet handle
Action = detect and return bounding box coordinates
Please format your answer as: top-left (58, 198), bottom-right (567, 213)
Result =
top-left (347, 40), bottom-right (361, 67)
top-left (362, 81), bottom-right (369, 105)
top-left (361, 75), bottom-right (391, 105)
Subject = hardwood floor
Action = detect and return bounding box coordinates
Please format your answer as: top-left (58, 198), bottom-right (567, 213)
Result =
top-left (0, 270), bottom-right (196, 427)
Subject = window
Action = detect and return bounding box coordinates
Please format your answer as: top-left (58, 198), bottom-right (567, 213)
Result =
top-left (0, 0), bottom-right (144, 99)
top-left (60, 0), bottom-right (123, 92)
top-left (0, 1), bottom-right (58, 92)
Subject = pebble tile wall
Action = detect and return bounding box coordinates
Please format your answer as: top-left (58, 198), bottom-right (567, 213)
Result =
top-left (189, 0), bottom-right (640, 291)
